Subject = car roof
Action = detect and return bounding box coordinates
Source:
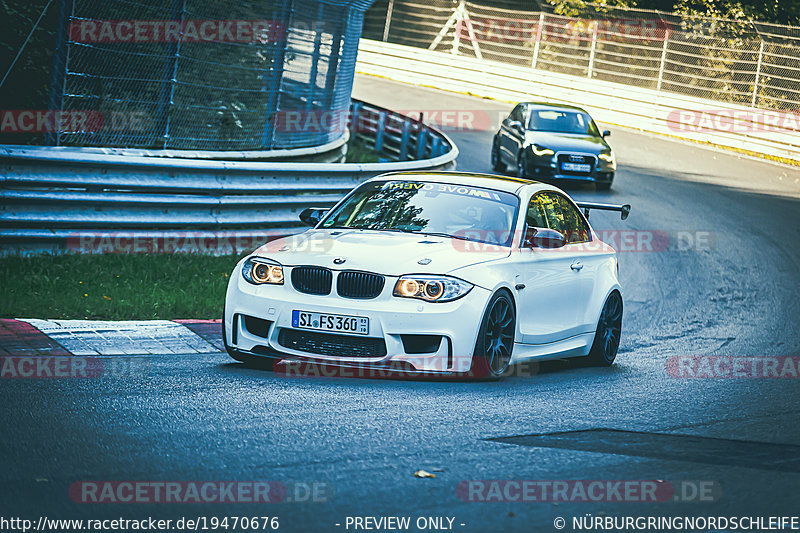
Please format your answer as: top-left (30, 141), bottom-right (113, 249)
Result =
top-left (521, 102), bottom-right (589, 114)
top-left (368, 171), bottom-right (558, 195)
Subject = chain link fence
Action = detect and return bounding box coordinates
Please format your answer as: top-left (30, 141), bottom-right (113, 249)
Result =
top-left (48, 0), bottom-right (374, 150)
top-left (364, 0), bottom-right (800, 112)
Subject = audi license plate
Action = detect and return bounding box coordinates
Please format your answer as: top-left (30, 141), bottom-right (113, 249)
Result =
top-left (561, 162), bottom-right (591, 173)
top-left (292, 310), bottom-right (369, 335)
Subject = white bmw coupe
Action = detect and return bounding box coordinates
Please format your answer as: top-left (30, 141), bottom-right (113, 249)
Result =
top-left (223, 171), bottom-right (630, 379)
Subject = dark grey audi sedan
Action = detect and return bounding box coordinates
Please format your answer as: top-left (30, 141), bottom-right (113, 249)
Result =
top-left (491, 102), bottom-right (617, 190)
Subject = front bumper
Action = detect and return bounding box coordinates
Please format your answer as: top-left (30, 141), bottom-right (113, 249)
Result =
top-left (224, 264), bottom-right (492, 374)
top-left (532, 170), bottom-right (615, 184)
top-left (523, 151), bottom-right (615, 184)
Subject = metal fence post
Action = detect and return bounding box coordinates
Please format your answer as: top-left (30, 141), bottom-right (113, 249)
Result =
top-left (46, 0), bottom-right (69, 146)
top-left (324, 19), bottom-right (343, 109)
top-left (399, 121), bottom-right (411, 160)
top-left (262, 0), bottom-right (293, 149)
top-left (350, 102), bottom-right (362, 136)
top-left (383, 0), bottom-right (395, 41)
top-left (307, 5), bottom-right (324, 109)
top-left (461, 5), bottom-right (483, 60)
top-left (752, 40), bottom-right (764, 108)
top-left (451, 3), bottom-right (463, 56)
top-left (587, 21), bottom-right (598, 79)
top-left (531, 12), bottom-right (544, 69)
top-left (375, 111), bottom-right (386, 152)
top-left (656, 29), bottom-right (670, 91)
top-left (429, 1), bottom-right (464, 54)
top-left (431, 136), bottom-right (441, 157)
top-left (157, 0), bottom-right (186, 149)
top-left (416, 128), bottom-right (428, 159)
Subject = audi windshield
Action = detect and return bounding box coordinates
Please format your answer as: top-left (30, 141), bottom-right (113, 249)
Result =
top-left (528, 109), bottom-right (601, 136)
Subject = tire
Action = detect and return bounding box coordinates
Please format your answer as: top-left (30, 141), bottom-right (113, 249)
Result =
top-left (469, 291), bottom-right (516, 379)
top-left (587, 291), bottom-right (623, 366)
top-left (490, 137), bottom-right (505, 172)
top-left (596, 173), bottom-right (614, 191)
top-left (516, 152), bottom-right (527, 179)
top-left (222, 309), bottom-right (275, 371)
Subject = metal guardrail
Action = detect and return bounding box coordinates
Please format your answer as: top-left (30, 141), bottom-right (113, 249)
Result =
top-left (0, 100), bottom-right (458, 255)
top-left (356, 39), bottom-right (800, 163)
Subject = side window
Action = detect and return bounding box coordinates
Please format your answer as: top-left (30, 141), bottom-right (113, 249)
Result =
top-left (524, 192), bottom-right (564, 244)
top-left (555, 194), bottom-right (591, 243)
top-left (538, 192), bottom-right (567, 236)
top-left (525, 194), bottom-right (547, 226)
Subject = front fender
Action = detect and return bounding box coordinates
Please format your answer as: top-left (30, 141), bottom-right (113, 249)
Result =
top-left (449, 258), bottom-right (518, 299)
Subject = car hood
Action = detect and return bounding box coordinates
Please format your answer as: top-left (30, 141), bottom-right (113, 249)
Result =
top-left (254, 229), bottom-right (510, 276)
top-left (525, 131), bottom-right (608, 153)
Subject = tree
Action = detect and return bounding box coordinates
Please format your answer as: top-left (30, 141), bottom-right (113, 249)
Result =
top-left (542, 0), bottom-right (800, 24)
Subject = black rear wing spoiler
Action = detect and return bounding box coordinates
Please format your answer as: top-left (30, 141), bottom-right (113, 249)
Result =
top-left (576, 202), bottom-right (631, 220)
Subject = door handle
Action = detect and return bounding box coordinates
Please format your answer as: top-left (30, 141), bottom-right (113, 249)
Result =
top-left (570, 261), bottom-right (583, 271)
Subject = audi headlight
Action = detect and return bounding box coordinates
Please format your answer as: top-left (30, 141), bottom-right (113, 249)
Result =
top-left (393, 275), bottom-right (473, 302)
top-left (242, 257), bottom-right (284, 285)
top-left (531, 144), bottom-right (555, 156)
top-left (598, 151), bottom-right (615, 163)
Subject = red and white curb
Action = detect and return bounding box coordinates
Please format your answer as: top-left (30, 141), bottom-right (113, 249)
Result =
top-left (0, 318), bottom-right (223, 357)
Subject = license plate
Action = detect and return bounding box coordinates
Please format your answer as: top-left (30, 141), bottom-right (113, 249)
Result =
top-left (292, 310), bottom-right (369, 335)
top-left (561, 162), bottom-right (591, 172)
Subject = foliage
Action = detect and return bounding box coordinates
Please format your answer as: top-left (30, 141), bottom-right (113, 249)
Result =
top-left (675, 0), bottom-right (800, 25)
top-left (542, 0), bottom-right (800, 24)
top-left (545, 0), bottom-right (639, 17)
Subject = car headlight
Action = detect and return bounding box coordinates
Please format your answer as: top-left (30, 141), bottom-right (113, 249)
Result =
top-left (393, 275), bottom-right (473, 302)
top-left (242, 257), bottom-right (284, 285)
top-left (598, 152), bottom-right (615, 163)
top-left (531, 144), bottom-right (555, 156)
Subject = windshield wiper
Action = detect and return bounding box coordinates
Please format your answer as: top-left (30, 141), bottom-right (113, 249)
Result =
top-left (417, 231), bottom-right (470, 241)
top-left (323, 225), bottom-right (380, 231)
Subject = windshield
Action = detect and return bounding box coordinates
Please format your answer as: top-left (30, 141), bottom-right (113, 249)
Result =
top-left (321, 180), bottom-right (519, 246)
top-left (528, 109), bottom-right (601, 136)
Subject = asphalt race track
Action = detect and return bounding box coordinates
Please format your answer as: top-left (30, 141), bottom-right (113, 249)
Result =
top-left (2, 75), bottom-right (800, 532)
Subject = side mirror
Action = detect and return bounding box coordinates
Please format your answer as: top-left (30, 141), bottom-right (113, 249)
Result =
top-left (602, 130), bottom-right (611, 138)
top-left (299, 207), bottom-right (329, 227)
top-left (508, 120), bottom-right (524, 134)
top-left (526, 228), bottom-right (566, 249)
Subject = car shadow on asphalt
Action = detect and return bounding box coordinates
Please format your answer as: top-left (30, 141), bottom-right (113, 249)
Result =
top-left (214, 356), bottom-right (626, 385)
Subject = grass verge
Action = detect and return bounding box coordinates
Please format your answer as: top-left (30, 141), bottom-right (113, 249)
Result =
top-left (0, 253), bottom-right (245, 320)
